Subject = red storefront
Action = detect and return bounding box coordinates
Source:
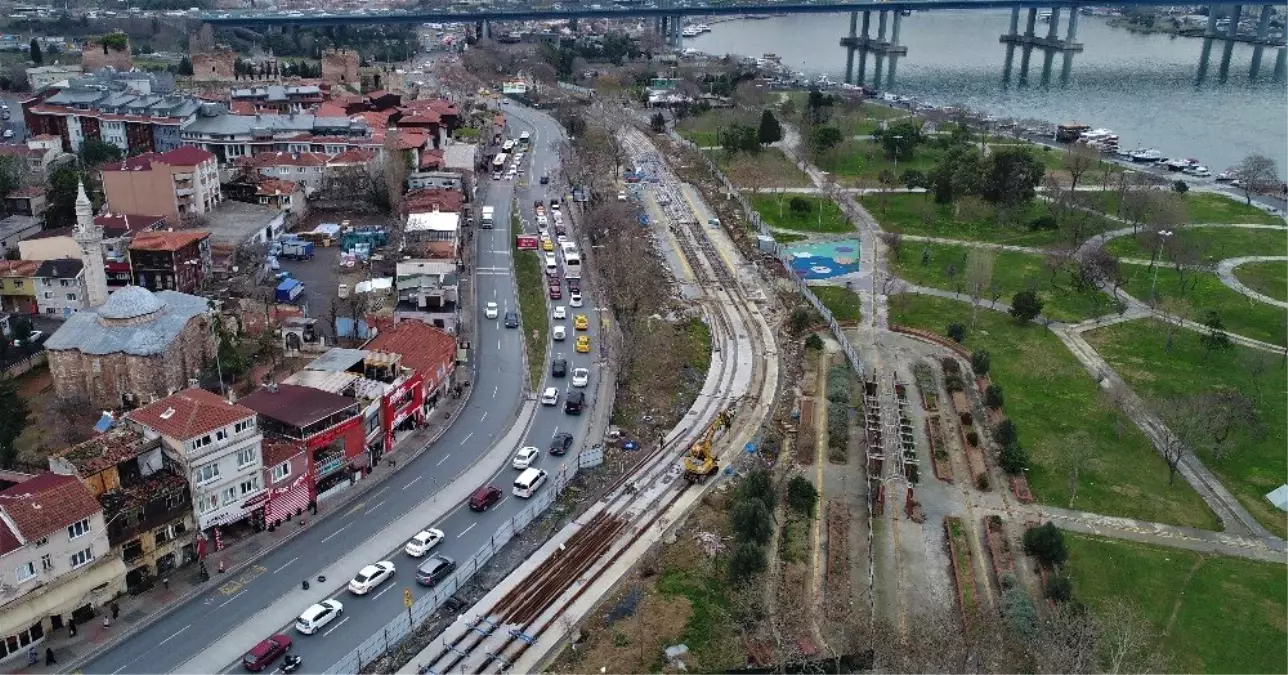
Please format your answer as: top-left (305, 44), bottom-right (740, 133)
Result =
top-left (381, 371), bottom-right (425, 452)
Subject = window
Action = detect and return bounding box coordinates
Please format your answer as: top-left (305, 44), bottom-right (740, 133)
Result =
top-left (45, 308), bottom-right (55, 314)
top-left (41, 278), bottom-right (51, 286)
top-left (13, 280), bottom-right (22, 289)
top-left (193, 462), bottom-right (219, 485)
top-left (65, 293), bottom-right (77, 301)
top-left (236, 447), bottom-right (256, 468)
top-left (15, 561), bottom-right (35, 583)
top-left (271, 461), bottom-right (290, 483)
top-left (215, 428), bottom-right (228, 442)
top-left (67, 518), bottom-right (90, 540)
top-left (42, 292), bottom-right (53, 299)
top-left (69, 547), bottom-right (94, 569)
top-left (33, 537), bottom-right (46, 548)
top-left (239, 476), bottom-right (259, 496)
top-left (220, 486), bottom-right (236, 505)
top-left (196, 493), bottom-right (218, 515)
top-left (40, 554), bottom-right (51, 571)
top-left (234, 419), bottom-right (254, 434)
top-left (59, 279), bottom-right (70, 287)
top-left (190, 435), bottom-right (212, 452)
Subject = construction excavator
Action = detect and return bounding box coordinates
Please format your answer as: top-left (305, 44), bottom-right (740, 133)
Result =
top-left (682, 408), bottom-right (735, 483)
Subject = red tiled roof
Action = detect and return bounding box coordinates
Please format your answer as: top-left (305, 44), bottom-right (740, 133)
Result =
top-left (327, 148), bottom-right (375, 165)
top-left (127, 387), bottom-right (255, 442)
top-left (0, 260), bottom-right (40, 278)
top-left (0, 472), bottom-right (102, 543)
top-left (365, 90), bottom-right (390, 100)
top-left (23, 226), bottom-right (72, 241)
top-left (96, 213), bottom-right (167, 235)
top-left (256, 178), bottom-right (300, 196)
top-left (102, 153), bottom-right (156, 172)
top-left (128, 230), bottom-right (210, 252)
top-left (0, 145), bottom-right (47, 159)
top-left (418, 149), bottom-right (445, 171)
top-left (9, 186), bottom-right (45, 199)
top-left (399, 113), bottom-right (441, 125)
top-left (404, 187), bottom-right (461, 214)
top-left (364, 322), bottom-right (455, 388)
top-left (239, 383), bottom-right (357, 429)
top-left (30, 134), bottom-right (59, 142)
top-left (261, 436), bottom-right (304, 467)
top-left (315, 102), bottom-right (348, 118)
top-left (230, 100), bottom-right (256, 115)
top-left (158, 146), bottom-right (216, 166)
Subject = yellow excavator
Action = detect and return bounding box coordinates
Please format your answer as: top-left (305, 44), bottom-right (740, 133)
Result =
top-left (682, 409), bottom-right (734, 483)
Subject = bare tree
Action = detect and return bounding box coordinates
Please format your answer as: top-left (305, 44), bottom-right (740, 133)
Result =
top-left (1097, 600), bottom-right (1171, 674)
top-left (1195, 387), bottom-right (1264, 460)
top-left (1062, 144), bottom-right (1099, 191)
top-left (1154, 394), bottom-right (1210, 486)
top-left (1043, 247), bottom-right (1072, 291)
top-left (966, 248), bottom-right (995, 327)
top-left (879, 231), bottom-right (904, 262)
top-left (381, 129), bottom-right (408, 217)
top-left (38, 393), bottom-right (100, 454)
top-left (1233, 153), bottom-right (1280, 205)
top-left (1060, 430), bottom-right (1096, 508)
top-left (1158, 296), bottom-right (1191, 351)
top-left (1078, 242), bottom-right (1122, 297)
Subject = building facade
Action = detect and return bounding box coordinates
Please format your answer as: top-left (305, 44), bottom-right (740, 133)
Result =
top-left (0, 260), bottom-right (39, 315)
top-left (101, 147), bottom-right (221, 226)
top-left (23, 77), bottom-right (200, 154)
top-left (365, 321), bottom-right (457, 417)
top-left (33, 259), bottom-right (87, 318)
top-left (127, 231), bottom-right (212, 294)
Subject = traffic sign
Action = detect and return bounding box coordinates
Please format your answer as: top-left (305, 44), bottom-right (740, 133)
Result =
top-left (403, 588), bottom-right (414, 609)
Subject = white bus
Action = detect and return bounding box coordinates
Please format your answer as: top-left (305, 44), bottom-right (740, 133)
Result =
top-left (564, 251), bottom-right (582, 280)
top-left (501, 139), bottom-right (516, 152)
top-left (491, 153), bottom-right (508, 177)
top-left (519, 131), bottom-right (531, 144)
top-left (513, 468), bottom-right (548, 498)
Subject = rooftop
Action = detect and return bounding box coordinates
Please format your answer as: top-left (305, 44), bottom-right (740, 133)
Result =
top-left (102, 146), bottom-right (215, 172)
top-left (238, 383), bottom-right (358, 429)
top-left (44, 286), bottom-right (210, 356)
top-left (261, 436), bottom-right (304, 467)
top-left (238, 151), bottom-right (328, 168)
top-left (53, 426), bottom-right (158, 476)
top-left (441, 141), bottom-right (477, 171)
top-left (127, 387), bottom-right (256, 442)
top-left (306, 347), bottom-right (369, 373)
top-left (96, 214), bottom-right (168, 236)
top-left (203, 201), bottom-right (284, 249)
top-left (0, 472), bottom-right (102, 544)
top-left (256, 178), bottom-right (300, 196)
top-left (181, 113), bottom-right (368, 139)
top-left (129, 230), bottom-right (210, 252)
top-left (35, 258), bottom-right (84, 279)
top-left (406, 211), bottom-right (460, 233)
top-left (0, 215), bottom-right (42, 240)
top-left (363, 321), bottom-right (456, 387)
top-left (0, 259), bottom-right (41, 278)
top-left (281, 370), bottom-right (359, 395)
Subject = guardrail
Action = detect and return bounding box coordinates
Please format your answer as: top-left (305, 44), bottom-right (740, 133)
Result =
top-left (322, 461), bottom-right (581, 675)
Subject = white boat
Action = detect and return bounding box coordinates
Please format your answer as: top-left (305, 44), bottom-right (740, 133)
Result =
top-left (695, 23), bottom-right (711, 33)
top-left (1164, 158), bottom-right (1192, 171)
top-left (1184, 165), bottom-right (1212, 178)
top-left (1130, 148), bottom-right (1164, 163)
top-left (681, 26), bottom-right (700, 37)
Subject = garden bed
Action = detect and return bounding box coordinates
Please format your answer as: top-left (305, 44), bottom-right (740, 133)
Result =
top-left (927, 416), bottom-right (952, 483)
top-left (945, 517), bottom-right (980, 627)
top-left (912, 361), bottom-right (939, 412)
top-left (983, 516), bottom-right (1016, 589)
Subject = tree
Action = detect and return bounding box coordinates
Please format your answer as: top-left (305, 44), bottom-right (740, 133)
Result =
top-left (45, 164), bottom-right (92, 230)
top-left (648, 112), bottom-right (665, 133)
top-left (1060, 430), bottom-right (1095, 508)
top-left (0, 376), bottom-right (30, 469)
top-left (79, 138), bottom-right (123, 168)
top-left (984, 384), bottom-right (1004, 409)
top-left (872, 118), bottom-right (924, 161)
top-left (1172, 179), bottom-right (1189, 195)
top-left (785, 475), bottom-right (818, 517)
top-left (1008, 290), bottom-right (1043, 323)
top-left (928, 144), bottom-right (983, 204)
top-left (738, 468), bottom-right (775, 511)
top-left (1154, 396), bottom-right (1199, 486)
top-left (980, 146), bottom-right (1045, 208)
top-left (177, 55), bottom-right (194, 76)
top-left (1022, 522), bottom-right (1068, 566)
top-left (1000, 443), bottom-right (1029, 475)
top-left (807, 125), bottom-right (844, 157)
top-left (994, 418), bottom-right (1019, 448)
top-left (756, 108), bottom-right (782, 145)
top-left (718, 122), bottom-right (760, 155)
top-left (1062, 143), bottom-right (1098, 191)
top-left (1198, 311), bottom-right (1232, 359)
top-left (970, 349), bottom-right (991, 376)
top-left (1193, 387), bottom-right (1264, 460)
top-left (1233, 153), bottom-right (1279, 205)
top-left (1045, 575), bottom-right (1073, 602)
top-left (946, 322), bottom-right (967, 343)
top-left (29, 38), bottom-right (42, 65)
top-left (728, 541), bottom-right (767, 584)
top-left (0, 155), bottom-right (22, 202)
top-left (380, 129), bottom-right (408, 217)
top-left (730, 498), bottom-right (773, 545)
top-left (801, 87), bottom-right (833, 127)
top-left (1158, 296), bottom-right (1191, 352)
top-left (965, 249), bottom-right (995, 327)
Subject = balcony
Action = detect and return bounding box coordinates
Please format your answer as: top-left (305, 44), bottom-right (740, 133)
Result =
top-left (175, 188), bottom-right (194, 197)
top-left (173, 173), bottom-right (193, 181)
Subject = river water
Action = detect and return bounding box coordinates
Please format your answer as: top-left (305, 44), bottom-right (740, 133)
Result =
top-left (688, 10), bottom-right (1288, 178)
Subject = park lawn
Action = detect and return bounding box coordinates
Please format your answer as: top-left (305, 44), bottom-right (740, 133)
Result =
top-left (1118, 264), bottom-right (1288, 346)
top-left (808, 285), bottom-right (862, 322)
top-left (1233, 260), bottom-right (1288, 302)
top-left (1064, 534), bottom-right (1287, 674)
top-left (891, 241), bottom-right (1115, 322)
top-left (888, 294), bottom-right (1218, 528)
top-left (818, 139), bottom-right (942, 184)
top-left (714, 148), bottom-right (813, 188)
top-left (865, 193), bottom-right (1115, 246)
top-left (1103, 225), bottom-right (1288, 264)
top-left (1085, 318), bottom-right (1288, 539)
top-left (674, 109), bottom-right (755, 148)
top-left (1080, 190), bottom-right (1284, 225)
top-left (771, 230), bottom-right (808, 243)
top-left (749, 194), bottom-right (852, 234)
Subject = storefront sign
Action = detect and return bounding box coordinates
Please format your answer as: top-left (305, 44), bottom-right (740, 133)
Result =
top-left (315, 456), bottom-right (344, 477)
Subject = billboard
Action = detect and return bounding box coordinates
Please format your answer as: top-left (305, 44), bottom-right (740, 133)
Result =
top-left (516, 235), bottom-right (539, 250)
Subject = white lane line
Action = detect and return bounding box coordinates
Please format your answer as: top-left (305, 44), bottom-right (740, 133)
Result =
top-left (437, 454), bottom-right (451, 466)
top-left (458, 523), bottom-right (477, 538)
top-left (322, 616), bottom-right (350, 637)
top-left (462, 431), bottom-right (474, 445)
top-left (370, 500), bottom-right (386, 512)
top-left (372, 584), bottom-right (395, 601)
top-left (216, 590), bottom-right (246, 609)
top-left (158, 624), bottom-right (191, 647)
top-left (496, 496), bottom-right (509, 509)
top-left (320, 525), bottom-right (348, 544)
top-left (497, 338), bottom-right (502, 350)
top-left (480, 411), bottom-right (487, 421)
top-left (403, 476), bottom-right (422, 490)
top-left (273, 557), bottom-right (299, 574)
top-left (493, 385), bottom-right (498, 396)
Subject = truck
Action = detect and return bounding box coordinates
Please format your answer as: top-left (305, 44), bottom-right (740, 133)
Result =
top-left (276, 278), bottom-right (305, 304)
top-left (280, 240), bottom-right (315, 260)
top-left (481, 206), bottom-right (495, 229)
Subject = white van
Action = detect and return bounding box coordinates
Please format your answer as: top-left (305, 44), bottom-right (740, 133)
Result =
top-left (513, 468), bottom-right (548, 498)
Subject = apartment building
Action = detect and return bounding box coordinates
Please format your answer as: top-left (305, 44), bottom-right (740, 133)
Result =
top-left (23, 75), bottom-right (201, 154)
top-left (127, 230), bottom-right (212, 294)
top-left (179, 113), bottom-right (373, 164)
top-left (32, 259), bottom-right (88, 318)
top-left (229, 84), bottom-right (324, 114)
top-left (101, 147), bottom-right (221, 225)
top-left (0, 259), bottom-right (39, 314)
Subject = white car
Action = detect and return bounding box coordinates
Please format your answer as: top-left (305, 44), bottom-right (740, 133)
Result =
top-left (553, 305), bottom-right (567, 320)
top-left (485, 302), bottom-right (499, 319)
top-left (556, 234), bottom-right (568, 244)
top-left (569, 292), bottom-right (584, 308)
top-left (616, 191), bottom-right (627, 201)
top-left (295, 599), bottom-right (344, 635)
top-left (403, 529), bottom-right (445, 557)
top-left (348, 561), bottom-right (395, 595)
top-left (536, 215), bottom-right (548, 226)
top-left (552, 325), bottom-right (567, 341)
top-left (540, 387), bottom-right (559, 406)
top-left (571, 368), bottom-right (590, 388)
top-left (513, 446), bottom-right (540, 470)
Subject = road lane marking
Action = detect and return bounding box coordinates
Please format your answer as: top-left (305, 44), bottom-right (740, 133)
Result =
top-left (321, 525), bottom-right (349, 544)
top-left (496, 496), bottom-right (509, 509)
top-left (462, 432), bottom-right (474, 444)
top-left (403, 476), bottom-right (422, 490)
top-left (218, 565), bottom-right (268, 595)
top-left (373, 486), bottom-right (389, 498)
top-left (480, 411), bottom-right (487, 421)
top-left (346, 502), bottom-right (365, 516)
top-left (372, 584), bottom-right (395, 601)
top-left (497, 339), bottom-right (502, 350)
top-left (322, 616), bottom-right (350, 637)
top-left (437, 454), bottom-right (451, 466)
top-left (217, 591), bottom-right (246, 609)
top-left (158, 625), bottom-right (191, 646)
top-left (458, 523), bottom-right (477, 538)
top-left (273, 557), bottom-right (298, 574)
top-left (493, 385), bottom-right (498, 396)
top-left (370, 499), bottom-right (386, 512)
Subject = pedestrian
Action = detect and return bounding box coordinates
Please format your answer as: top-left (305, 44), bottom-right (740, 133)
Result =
top-left (110, 602), bottom-right (120, 620)
top-left (45, 648), bottom-right (56, 666)
top-left (102, 614), bottom-right (110, 629)
top-left (162, 577), bottom-right (169, 590)
top-left (68, 620), bottom-right (76, 637)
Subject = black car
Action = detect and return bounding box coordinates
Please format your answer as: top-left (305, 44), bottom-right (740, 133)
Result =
top-left (540, 173), bottom-right (550, 184)
top-left (415, 555), bottom-right (457, 587)
top-left (549, 432), bottom-right (574, 456)
top-left (567, 278), bottom-right (581, 293)
top-left (551, 358), bottom-right (568, 377)
top-left (504, 311), bottom-right (520, 328)
top-left (564, 391), bottom-right (585, 415)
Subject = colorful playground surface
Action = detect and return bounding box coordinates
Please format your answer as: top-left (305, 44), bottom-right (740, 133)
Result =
top-left (782, 239), bottom-right (861, 281)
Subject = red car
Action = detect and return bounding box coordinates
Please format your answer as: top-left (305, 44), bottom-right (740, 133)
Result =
top-left (469, 485), bottom-right (503, 511)
top-left (549, 284), bottom-right (562, 299)
top-left (242, 635), bottom-right (292, 672)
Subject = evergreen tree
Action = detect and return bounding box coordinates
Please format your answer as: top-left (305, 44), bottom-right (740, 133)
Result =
top-left (29, 39), bottom-right (42, 65)
top-left (757, 108), bottom-right (782, 145)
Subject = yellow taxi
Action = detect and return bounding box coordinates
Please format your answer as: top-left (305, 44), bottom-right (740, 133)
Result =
top-left (574, 314), bottom-right (589, 330)
top-left (542, 238), bottom-right (554, 252)
top-left (575, 335), bottom-right (591, 353)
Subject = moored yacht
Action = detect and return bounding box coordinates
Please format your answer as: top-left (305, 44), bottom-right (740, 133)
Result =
top-left (1130, 148), bottom-right (1164, 163)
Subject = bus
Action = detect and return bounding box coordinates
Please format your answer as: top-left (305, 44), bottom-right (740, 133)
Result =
top-left (501, 139), bottom-right (516, 152)
top-left (564, 251), bottom-right (582, 280)
top-left (491, 153), bottom-right (508, 178)
top-left (519, 131), bottom-right (531, 145)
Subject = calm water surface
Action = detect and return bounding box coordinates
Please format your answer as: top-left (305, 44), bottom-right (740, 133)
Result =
top-left (690, 11), bottom-right (1288, 177)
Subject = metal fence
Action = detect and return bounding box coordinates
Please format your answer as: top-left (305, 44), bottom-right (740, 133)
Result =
top-left (322, 461), bottom-right (581, 675)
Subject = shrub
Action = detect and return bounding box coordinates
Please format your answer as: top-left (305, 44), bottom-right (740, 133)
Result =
top-left (1046, 575), bottom-right (1074, 602)
top-left (1002, 585), bottom-right (1038, 637)
top-left (970, 350), bottom-right (990, 376)
top-left (946, 322), bottom-right (967, 343)
top-left (976, 473), bottom-right (991, 491)
top-left (789, 308), bottom-right (811, 335)
top-left (985, 384), bottom-right (1004, 409)
top-left (961, 411), bottom-right (974, 426)
top-left (788, 196), bottom-right (812, 215)
top-left (738, 469), bottom-right (775, 511)
top-left (1022, 522), bottom-right (1068, 566)
top-left (728, 541), bottom-right (768, 584)
top-left (827, 406), bottom-right (849, 458)
top-left (1029, 214), bottom-right (1058, 231)
top-left (1009, 290), bottom-right (1044, 323)
top-left (786, 475), bottom-right (819, 517)
top-left (1000, 443), bottom-right (1029, 475)
top-left (825, 366), bottom-right (851, 404)
top-left (934, 448), bottom-right (948, 460)
top-left (994, 419), bottom-right (1018, 447)
top-left (804, 334), bottom-right (823, 351)
top-left (730, 498), bottom-right (773, 545)
top-left (944, 374), bottom-right (964, 393)
top-left (939, 356), bottom-right (961, 375)
top-left (966, 430), bottom-right (979, 446)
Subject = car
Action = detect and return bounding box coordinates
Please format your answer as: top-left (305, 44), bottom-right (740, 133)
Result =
top-left (504, 311), bottom-right (520, 328)
top-left (485, 302), bottom-right (499, 319)
top-left (551, 358), bottom-right (568, 377)
top-left (513, 445), bottom-right (541, 470)
top-left (556, 234), bottom-right (568, 244)
top-left (540, 387), bottom-right (559, 405)
top-left (564, 390), bottom-right (585, 415)
top-left (295, 600), bottom-right (344, 635)
top-left (347, 561), bottom-right (396, 595)
top-left (415, 554), bottom-right (457, 587)
top-left (549, 284), bottom-right (562, 300)
top-left (550, 201), bottom-right (560, 211)
top-left (2, 130), bottom-right (12, 140)
top-left (536, 215), bottom-right (548, 226)
top-left (567, 278), bottom-right (582, 293)
top-left (242, 635), bottom-right (293, 671)
top-left (576, 335), bottom-right (591, 353)
top-left (617, 191), bottom-right (627, 201)
top-left (553, 305), bottom-right (567, 320)
top-left (540, 173), bottom-right (550, 184)
top-left (403, 528), bottom-right (445, 557)
top-left (18, 330), bottom-right (44, 346)
top-left (553, 325), bottom-right (567, 341)
top-left (574, 314), bottom-right (589, 330)
top-left (542, 238), bottom-right (554, 252)
top-left (569, 292), bottom-right (584, 308)
top-left (549, 432), bottom-right (574, 456)
top-left (572, 367), bottom-right (590, 388)
top-left (468, 485), bottom-right (503, 511)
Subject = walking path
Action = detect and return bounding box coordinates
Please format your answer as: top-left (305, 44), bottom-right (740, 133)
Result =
top-left (1216, 256), bottom-right (1288, 309)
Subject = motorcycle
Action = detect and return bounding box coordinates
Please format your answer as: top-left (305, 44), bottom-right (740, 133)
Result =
top-left (281, 654), bottom-right (303, 674)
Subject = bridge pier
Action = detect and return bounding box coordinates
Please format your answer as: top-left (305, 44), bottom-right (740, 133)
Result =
top-left (672, 14), bottom-right (683, 46)
top-left (1226, 5), bottom-right (1243, 39)
top-left (839, 8), bottom-right (907, 86)
top-left (1001, 6), bottom-right (1083, 52)
top-left (1275, 47), bottom-right (1287, 80)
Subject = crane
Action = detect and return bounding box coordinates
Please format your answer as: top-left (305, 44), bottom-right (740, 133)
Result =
top-left (682, 408), bottom-right (734, 483)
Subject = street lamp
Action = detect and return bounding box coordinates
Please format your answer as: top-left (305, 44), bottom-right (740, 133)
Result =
top-left (1149, 229), bottom-right (1174, 304)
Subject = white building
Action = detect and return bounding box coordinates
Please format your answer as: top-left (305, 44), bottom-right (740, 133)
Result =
top-left (126, 388), bottom-right (267, 533)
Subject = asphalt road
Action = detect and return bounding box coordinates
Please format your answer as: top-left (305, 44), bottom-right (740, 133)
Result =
top-left (80, 105), bottom-right (600, 674)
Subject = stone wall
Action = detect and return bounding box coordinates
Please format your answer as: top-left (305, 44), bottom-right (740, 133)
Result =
top-left (321, 49), bottom-right (360, 87)
top-left (81, 35), bottom-right (134, 72)
top-left (192, 47), bottom-right (236, 82)
top-left (49, 317), bottom-right (215, 408)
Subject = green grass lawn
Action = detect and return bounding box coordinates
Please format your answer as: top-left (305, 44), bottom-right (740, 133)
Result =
top-left (1079, 190), bottom-right (1284, 225)
top-left (889, 295), bottom-right (1218, 528)
top-left (817, 139), bottom-right (941, 183)
top-left (1065, 534), bottom-right (1287, 674)
top-left (865, 193), bottom-right (1116, 247)
top-left (1103, 225), bottom-right (1288, 264)
top-left (714, 148), bottom-right (813, 188)
top-left (771, 231), bottom-right (808, 243)
top-left (891, 241), bottom-right (1116, 322)
top-left (808, 285), bottom-right (862, 322)
top-left (1118, 264), bottom-right (1287, 346)
top-left (1085, 319), bottom-right (1288, 538)
top-left (749, 194), bottom-right (852, 234)
top-left (674, 109), bottom-right (755, 148)
top-left (512, 207), bottom-right (549, 390)
top-left (1233, 260), bottom-right (1288, 302)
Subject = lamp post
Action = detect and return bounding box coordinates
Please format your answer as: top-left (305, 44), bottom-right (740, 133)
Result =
top-left (1148, 229), bottom-right (1174, 304)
